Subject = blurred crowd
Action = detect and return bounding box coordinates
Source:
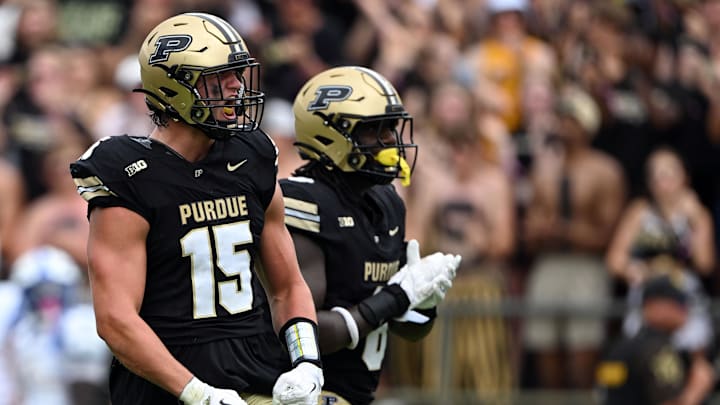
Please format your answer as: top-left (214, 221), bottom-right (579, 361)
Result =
top-left (2, 0), bottom-right (720, 403)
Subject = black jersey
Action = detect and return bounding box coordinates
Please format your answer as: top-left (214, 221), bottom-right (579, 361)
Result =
top-left (596, 327), bottom-right (686, 405)
top-left (279, 175), bottom-right (407, 405)
top-left (71, 133), bottom-right (278, 346)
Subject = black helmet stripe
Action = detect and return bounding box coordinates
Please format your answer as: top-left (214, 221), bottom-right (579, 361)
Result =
top-left (353, 66), bottom-right (400, 107)
top-left (186, 12), bottom-right (243, 54)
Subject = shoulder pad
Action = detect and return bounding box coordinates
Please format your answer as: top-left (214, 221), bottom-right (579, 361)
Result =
top-left (71, 136), bottom-right (131, 202)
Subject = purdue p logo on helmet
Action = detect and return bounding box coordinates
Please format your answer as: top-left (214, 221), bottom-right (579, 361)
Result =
top-left (137, 13), bottom-right (264, 140)
top-left (293, 66), bottom-right (417, 186)
top-left (308, 86), bottom-right (352, 111)
top-left (148, 35), bottom-right (192, 64)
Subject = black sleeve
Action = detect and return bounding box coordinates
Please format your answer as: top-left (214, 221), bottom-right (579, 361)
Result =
top-left (70, 137), bottom-right (151, 221)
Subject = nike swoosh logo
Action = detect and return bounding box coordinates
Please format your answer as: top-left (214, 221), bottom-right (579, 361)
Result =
top-left (227, 159), bottom-right (248, 172)
top-left (388, 226), bottom-right (399, 236)
top-left (220, 400), bottom-right (231, 405)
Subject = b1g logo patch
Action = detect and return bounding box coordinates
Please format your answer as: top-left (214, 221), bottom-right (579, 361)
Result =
top-left (308, 85), bottom-right (352, 110)
top-left (149, 34), bottom-right (192, 64)
top-left (125, 159), bottom-right (148, 177)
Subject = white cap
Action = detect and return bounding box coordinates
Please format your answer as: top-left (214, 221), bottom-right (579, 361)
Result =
top-left (557, 85), bottom-right (601, 136)
top-left (487, 0), bottom-right (528, 14)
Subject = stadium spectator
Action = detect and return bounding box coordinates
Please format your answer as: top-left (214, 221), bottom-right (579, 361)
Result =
top-left (579, 3), bottom-right (658, 198)
top-left (346, 0), bottom-right (434, 86)
top-left (523, 83), bottom-right (626, 389)
top-left (7, 125), bottom-right (90, 268)
top-left (8, 246), bottom-right (110, 405)
top-left (464, 0), bottom-right (556, 135)
top-left (261, 0), bottom-right (346, 101)
top-left (606, 146), bottom-right (715, 404)
top-left (595, 275), bottom-right (705, 405)
top-left (9, 0), bottom-right (59, 64)
top-left (404, 79), bottom-right (516, 401)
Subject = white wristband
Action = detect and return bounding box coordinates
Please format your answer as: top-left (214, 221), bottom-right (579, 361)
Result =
top-left (331, 306), bottom-right (360, 350)
top-left (283, 320), bottom-right (320, 366)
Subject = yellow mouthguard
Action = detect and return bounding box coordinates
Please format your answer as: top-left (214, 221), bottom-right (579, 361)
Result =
top-left (375, 148), bottom-right (411, 186)
top-left (223, 106), bottom-right (235, 115)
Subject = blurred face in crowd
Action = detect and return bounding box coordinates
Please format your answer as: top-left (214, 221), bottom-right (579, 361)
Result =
top-left (647, 149), bottom-right (687, 201)
top-left (566, 0), bottom-right (592, 33)
top-left (416, 34), bottom-right (461, 87)
top-left (522, 79), bottom-right (554, 117)
top-left (703, 0), bottom-right (720, 32)
top-left (491, 10), bottom-right (526, 38)
top-left (66, 47), bottom-right (103, 95)
top-left (554, 114), bottom-right (585, 146)
top-left (27, 48), bottom-right (69, 114)
top-left (275, 0), bottom-right (319, 33)
top-left (676, 41), bottom-right (710, 88)
top-left (624, 30), bottom-right (656, 74)
top-left (16, 0), bottom-right (58, 49)
top-left (643, 298), bottom-right (688, 333)
top-left (430, 81), bottom-right (475, 134)
top-left (129, 0), bottom-right (175, 39)
top-left (587, 15), bottom-right (624, 58)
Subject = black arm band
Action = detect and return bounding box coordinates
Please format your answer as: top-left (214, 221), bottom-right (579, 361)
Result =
top-left (357, 284), bottom-right (411, 328)
top-left (279, 317), bottom-right (322, 368)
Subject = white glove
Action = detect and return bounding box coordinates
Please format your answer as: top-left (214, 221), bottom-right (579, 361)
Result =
top-left (416, 253), bottom-right (461, 309)
top-left (179, 377), bottom-right (247, 405)
top-left (388, 240), bottom-right (461, 310)
top-left (272, 362), bottom-right (323, 405)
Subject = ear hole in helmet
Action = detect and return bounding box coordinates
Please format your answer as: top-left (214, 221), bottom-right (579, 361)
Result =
top-left (159, 87), bottom-right (178, 97)
top-left (316, 136), bottom-right (333, 146)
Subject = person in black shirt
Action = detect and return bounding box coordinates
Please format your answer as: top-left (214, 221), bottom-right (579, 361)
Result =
top-left (596, 275), bottom-right (691, 405)
top-left (70, 13), bottom-right (323, 405)
top-left (279, 65), bottom-right (461, 405)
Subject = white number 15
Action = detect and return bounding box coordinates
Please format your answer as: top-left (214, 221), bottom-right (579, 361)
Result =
top-left (180, 221), bottom-right (254, 318)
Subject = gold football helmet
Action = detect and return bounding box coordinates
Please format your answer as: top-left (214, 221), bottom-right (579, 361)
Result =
top-left (137, 13), bottom-right (263, 139)
top-left (293, 66), bottom-right (416, 185)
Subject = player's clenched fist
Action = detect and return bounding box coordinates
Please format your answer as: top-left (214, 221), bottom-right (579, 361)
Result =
top-left (179, 377), bottom-right (248, 405)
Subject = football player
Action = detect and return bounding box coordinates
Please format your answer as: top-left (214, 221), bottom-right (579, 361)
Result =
top-left (69, 13), bottom-right (323, 405)
top-left (280, 66), bottom-right (461, 405)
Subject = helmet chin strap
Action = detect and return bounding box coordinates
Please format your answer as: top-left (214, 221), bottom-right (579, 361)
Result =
top-left (375, 148), bottom-right (411, 186)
